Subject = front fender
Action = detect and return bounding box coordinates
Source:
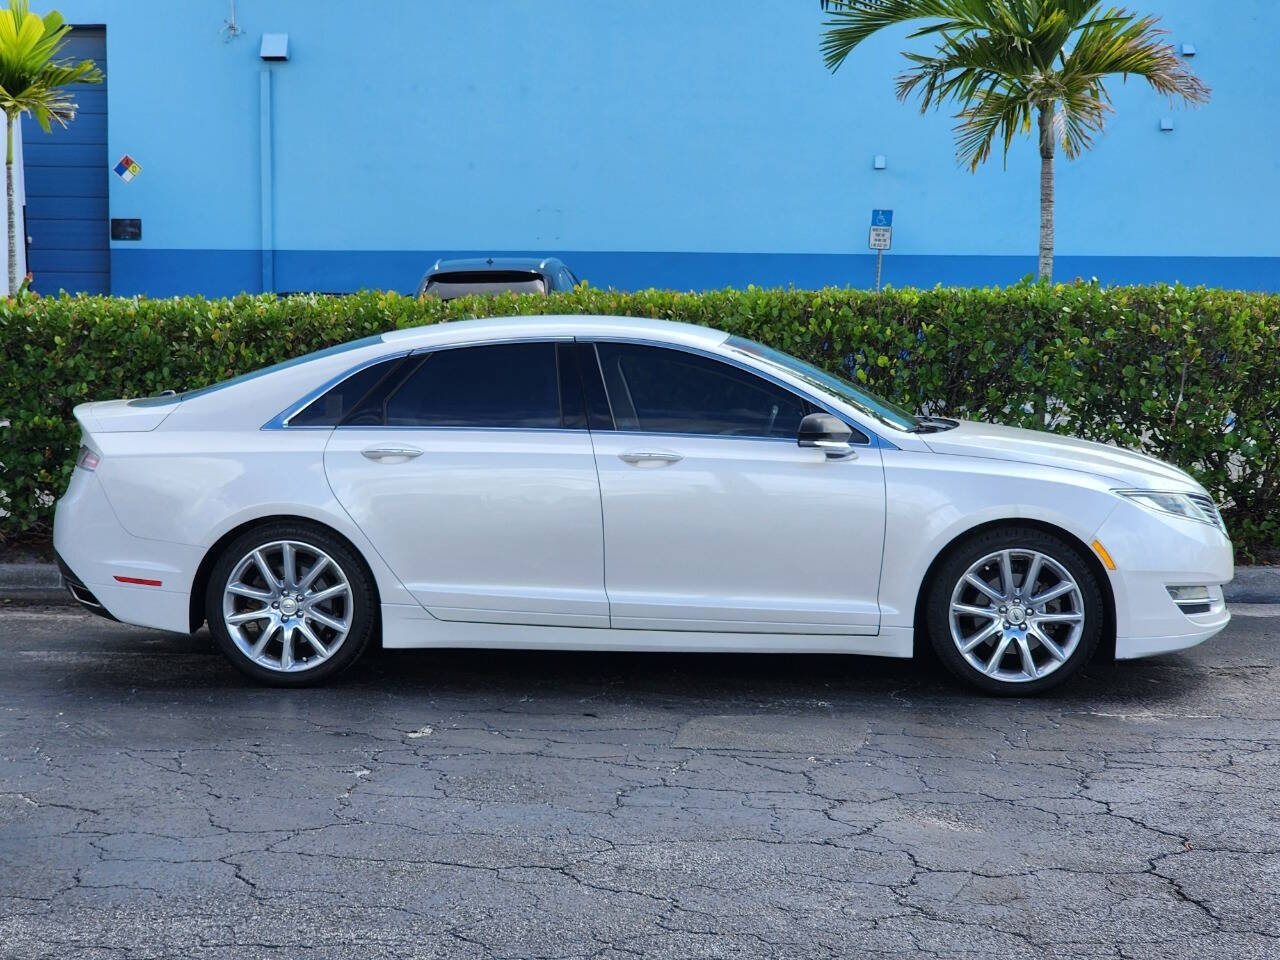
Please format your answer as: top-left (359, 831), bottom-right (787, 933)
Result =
top-left (878, 450), bottom-right (1120, 629)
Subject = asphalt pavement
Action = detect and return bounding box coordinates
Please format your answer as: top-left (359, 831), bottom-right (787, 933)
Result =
top-left (2, 604), bottom-right (1278, 959)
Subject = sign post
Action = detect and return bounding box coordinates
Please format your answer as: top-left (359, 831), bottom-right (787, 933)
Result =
top-left (869, 209), bottom-right (893, 292)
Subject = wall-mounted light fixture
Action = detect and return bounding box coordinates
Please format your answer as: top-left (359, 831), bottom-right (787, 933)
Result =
top-left (1180, 42), bottom-right (1197, 56)
top-left (873, 155), bottom-right (887, 170)
top-left (1160, 117), bottom-right (1175, 132)
top-left (260, 33), bottom-right (290, 62)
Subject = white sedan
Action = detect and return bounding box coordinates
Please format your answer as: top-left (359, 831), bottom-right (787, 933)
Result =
top-left (53, 315), bottom-right (1233, 694)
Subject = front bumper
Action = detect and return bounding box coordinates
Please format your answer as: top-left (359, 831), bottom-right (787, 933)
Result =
top-left (1093, 502), bottom-right (1234, 660)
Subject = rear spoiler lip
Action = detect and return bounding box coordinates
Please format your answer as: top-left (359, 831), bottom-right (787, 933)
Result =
top-left (73, 397), bottom-right (181, 435)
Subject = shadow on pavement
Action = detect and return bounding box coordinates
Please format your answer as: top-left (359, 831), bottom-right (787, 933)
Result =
top-left (19, 616), bottom-right (1213, 709)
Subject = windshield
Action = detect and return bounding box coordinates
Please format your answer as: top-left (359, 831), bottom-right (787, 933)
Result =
top-left (726, 336), bottom-right (920, 432)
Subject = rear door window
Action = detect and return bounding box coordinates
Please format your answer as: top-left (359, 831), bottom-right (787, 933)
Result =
top-left (380, 342), bottom-right (569, 429)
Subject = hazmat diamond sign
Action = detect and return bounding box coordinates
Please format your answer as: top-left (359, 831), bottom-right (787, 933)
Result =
top-left (113, 154), bottom-right (142, 183)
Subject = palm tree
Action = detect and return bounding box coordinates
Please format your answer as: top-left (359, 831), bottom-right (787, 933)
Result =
top-left (819, 1), bottom-right (1209, 281)
top-left (0, 0), bottom-right (100, 295)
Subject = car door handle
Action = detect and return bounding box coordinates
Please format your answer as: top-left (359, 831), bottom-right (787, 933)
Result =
top-left (361, 446), bottom-right (423, 462)
top-left (619, 450), bottom-right (683, 465)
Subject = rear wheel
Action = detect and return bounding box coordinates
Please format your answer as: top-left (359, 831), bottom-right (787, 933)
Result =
top-left (205, 522), bottom-right (377, 686)
top-left (925, 527), bottom-right (1105, 695)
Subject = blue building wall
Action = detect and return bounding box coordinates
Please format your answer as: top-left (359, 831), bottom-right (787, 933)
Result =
top-left (37, 0), bottom-right (1280, 295)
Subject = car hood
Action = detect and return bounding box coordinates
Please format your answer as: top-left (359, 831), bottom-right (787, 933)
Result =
top-left (921, 420), bottom-right (1203, 492)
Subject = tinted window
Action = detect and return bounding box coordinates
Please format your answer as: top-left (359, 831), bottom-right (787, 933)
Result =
top-left (289, 357), bottom-right (404, 427)
top-left (423, 271), bottom-right (546, 300)
top-left (594, 343), bottom-right (810, 437)
top-left (576, 342), bottom-right (614, 431)
top-left (557, 343), bottom-right (587, 429)
top-left (384, 342), bottom-right (564, 428)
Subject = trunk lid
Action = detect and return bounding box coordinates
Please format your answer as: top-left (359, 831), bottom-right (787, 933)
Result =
top-left (73, 397), bottom-right (180, 434)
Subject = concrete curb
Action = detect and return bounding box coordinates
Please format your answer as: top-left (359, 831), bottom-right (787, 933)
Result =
top-left (0, 562), bottom-right (67, 603)
top-left (1224, 566), bottom-right (1280, 605)
top-left (3, 561), bottom-right (1280, 606)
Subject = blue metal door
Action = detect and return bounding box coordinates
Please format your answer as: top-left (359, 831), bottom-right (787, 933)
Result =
top-left (22, 26), bottom-right (108, 294)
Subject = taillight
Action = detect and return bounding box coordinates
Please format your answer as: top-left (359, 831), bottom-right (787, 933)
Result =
top-left (76, 445), bottom-right (100, 471)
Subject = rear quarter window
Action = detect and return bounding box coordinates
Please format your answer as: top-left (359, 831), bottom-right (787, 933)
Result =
top-left (288, 356), bottom-right (407, 427)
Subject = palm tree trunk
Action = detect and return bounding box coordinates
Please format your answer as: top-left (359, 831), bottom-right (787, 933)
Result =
top-left (1037, 103), bottom-right (1055, 283)
top-left (5, 114), bottom-right (17, 297)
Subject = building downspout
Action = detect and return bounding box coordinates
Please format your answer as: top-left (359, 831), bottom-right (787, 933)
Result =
top-left (259, 70), bottom-right (274, 293)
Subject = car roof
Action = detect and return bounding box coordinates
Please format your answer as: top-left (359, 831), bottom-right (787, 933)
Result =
top-left (428, 257), bottom-right (565, 275)
top-left (381, 315), bottom-right (729, 350)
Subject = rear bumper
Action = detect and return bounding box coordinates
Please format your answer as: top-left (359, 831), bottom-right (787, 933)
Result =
top-left (53, 469), bottom-right (201, 634)
top-left (54, 550), bottom-right (118, 621)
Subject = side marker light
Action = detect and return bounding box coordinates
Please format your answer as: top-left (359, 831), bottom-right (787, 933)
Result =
top-left (114, 575), bottom-right (163, 587)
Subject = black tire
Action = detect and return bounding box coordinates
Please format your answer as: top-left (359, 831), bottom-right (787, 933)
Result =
top-left (924, 526), bottom-right (1105, 696)
top-left (205, 521), bottom-right (378, 687)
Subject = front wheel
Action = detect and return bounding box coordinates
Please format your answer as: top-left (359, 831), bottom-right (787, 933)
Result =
top-left (924, 527), bottom-right (1105, 695)
top-left (205, 522), bottom-right (377, 686)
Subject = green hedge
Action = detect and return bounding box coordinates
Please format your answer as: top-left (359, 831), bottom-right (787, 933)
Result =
top-left (2, 284), bottom-right (1278, 560)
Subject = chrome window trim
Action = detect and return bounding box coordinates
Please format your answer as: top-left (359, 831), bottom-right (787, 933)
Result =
top-left (408, 335), bottom-right (576, 354)
top-left (264, 337), bottom-right (573, 431)
top-left (263, 333), bottom-right (893, 449)
top-left (327, 425), bottom-right (810, 443)
top-left (332, 425), bottom-right (601, 436)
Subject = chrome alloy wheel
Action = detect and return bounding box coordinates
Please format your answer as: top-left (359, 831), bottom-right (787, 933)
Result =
top-left (221, 540), bottom-right (353, 673)
top-left (948, 548), bottom-right (1086, 684)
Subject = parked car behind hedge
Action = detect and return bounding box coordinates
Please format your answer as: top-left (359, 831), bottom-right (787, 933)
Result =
top-left (2, 283), bottom-right (1277, 559)
top-left (417, 257), bottom-right (580, 300)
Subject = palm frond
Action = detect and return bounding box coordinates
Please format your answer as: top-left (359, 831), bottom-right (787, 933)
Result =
top-left (0, 0), bottom-right (101, 123)
top-left (820, 1), bottom-right (994, 72)
top-left (1055, 83), bottom-right (1112, 157)
top-left (953, 86), bottom-right (1034, 170)
top-left (820, 0), bottom-right (1209, 168)
top-left (1064, 13), bottom-right (1210, 103)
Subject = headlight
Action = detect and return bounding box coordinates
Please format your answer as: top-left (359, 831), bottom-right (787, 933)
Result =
top-left (1116, 489), bottom-right (1221, 528)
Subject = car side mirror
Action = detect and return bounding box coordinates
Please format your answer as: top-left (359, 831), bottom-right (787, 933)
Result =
top-left (797, 413), bottom-right (856, 460)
